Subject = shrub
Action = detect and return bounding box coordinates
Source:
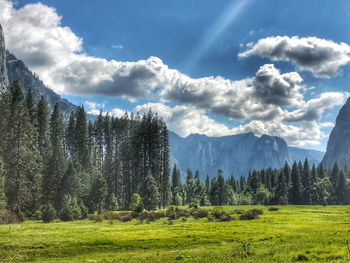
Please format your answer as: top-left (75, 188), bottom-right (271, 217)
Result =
top-left (33, 210), bottom-right (42, 220)
top-left (231, 209), bottom-right (244, 214)
top-left (210, 207), bottom-right (232, 222)
top-left (240, 209), bottom-right (263, 220)
top-left (116, 212), bottom-right (133, 222)
top-left (79, 201), bottom-right (89, 219)
top-left (17, 211), bottom-right (25, 222)
top-left (211, 207), bottom-right (226, 219)
top-left (88, 213), bottom-right (103, 222)
top-left (192, 209), bottom-right (209, 219)
top-left (139, 210), bottom-right (149, 222)
top-left (268, 207), bottom-right (279, 211)
top-left (41, 204), bottom-right (56, 223)
top-left (189, 200), bottom-right (199, 209)
top-left (296, 254), bottom-right (308, 261)
top-left (0, 210), bottom-right (19, 224)
top-left (130, 193), bottom-right (143, 212)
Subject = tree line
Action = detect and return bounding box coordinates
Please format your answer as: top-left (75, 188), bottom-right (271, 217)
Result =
top-left (170, 159), bottom-right (349, 206)
top-left (0, 80), bottom-right (170, 219)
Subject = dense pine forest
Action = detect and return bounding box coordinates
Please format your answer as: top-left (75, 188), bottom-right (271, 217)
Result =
top-left (0, 81), bottom-right (349, 222)
top-left (0, 81), bottom-right (170, 220)
top-left (170, 160), bottom-right (350, 207)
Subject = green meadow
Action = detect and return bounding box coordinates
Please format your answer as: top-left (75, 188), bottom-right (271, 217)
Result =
top-left (1, 205), bottom-right (350, 263)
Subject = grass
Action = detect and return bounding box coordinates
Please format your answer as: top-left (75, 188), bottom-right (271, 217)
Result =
top-left (1, 205), bottom-right (350, 262)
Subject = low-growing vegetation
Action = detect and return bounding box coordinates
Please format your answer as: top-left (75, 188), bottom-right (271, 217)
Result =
top-left (1, 205), bottom-right (350, 262)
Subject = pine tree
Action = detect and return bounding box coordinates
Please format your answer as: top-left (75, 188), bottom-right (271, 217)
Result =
top-left (44, 103), bottom-right (67, 209)
top-left (143, 171), bottom-right (160, 210)
top-left (5, 81), bottom-right (42, 213)
top-left (26, 88), bottom-right (37, 125)
top-left (37, 96), bottom-right (51, 164)
top-left (275, 170), bottom-right (288, 204)
top-left (61, 161), bottom-right (80, 199)
top-left (90, 171), bottom-right (107, 214)
top-left (75, 106), bottom-right (91, 169)
top-left (290, 161), bottom-right (302, 204)
top-left (336, 170), bottom-right (346, 204)
top-left (302, 159), bottom-right (311, 204)
top-left (0, 156), bottom-right (6, 209)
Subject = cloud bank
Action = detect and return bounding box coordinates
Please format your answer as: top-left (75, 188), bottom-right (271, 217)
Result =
top-left (1, 0), bottom-right (349, 147)
top-left (239, 36), bottom-right (350, 78)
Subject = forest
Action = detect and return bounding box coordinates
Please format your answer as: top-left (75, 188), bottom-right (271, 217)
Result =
top-left (0, 80), bottom-right (349, 223)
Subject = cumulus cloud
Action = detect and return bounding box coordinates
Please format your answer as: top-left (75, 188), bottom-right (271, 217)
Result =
top-left (284, 92), bottom-right (349, 122)
top-left (238, 36), bottom-right (350, 78)
top-left (121, 102), bottom-right (337, 146)
top-left (1, 0), bottom-right (349, 147)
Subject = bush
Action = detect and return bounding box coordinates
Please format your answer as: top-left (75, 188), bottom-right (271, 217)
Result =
top-left (211, 207), bottom-right (226, 219)
top-left (268, 207), bottom-right (279, 211)
top-left (211, 207), bottom-right (232, 222)
top-left (139, 210), bottom-right (149, 222)
top-left (130, 193), bottom-right (143, 212)
top-left (116, 212), bottom-right (133, 222)
top-left (79, 201), bottom-right (89, 219)
top-left (239, 209), bottom-right (263, 220)
top-left (33, 210), bottom-right (42, 220)
top-left (192, 209), bottom-right (209, 219)
top-left (41, 204), bottom-right (56, 223)
top-left (189, 200), bottom-right (199, 209)
top-left (0, 210), bottom-right (19, 224)
top-left (88, 213), bottom-right (103, 222)
top-left (231, 209), bottom-right (244, 214)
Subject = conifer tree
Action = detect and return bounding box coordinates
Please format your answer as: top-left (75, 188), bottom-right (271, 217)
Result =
top-left (5, 81), bottom-right (42, 213)
top-left (290, 161), bottom-right (302, 204)
top-left (37, 96), bottom-right (51, 164)
top-left (143, 171), bottom-right (160, 210)
top-left (44, 103), bottom-right (67, 209)
top-left (336, 170), bottom-right (346, 204)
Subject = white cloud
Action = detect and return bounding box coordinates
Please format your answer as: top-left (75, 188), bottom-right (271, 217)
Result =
top-left (1, 0), bottom-right (349, 147)
top-left (111, 44), bottom-right (123, 49)
top-left (238, 36), bottom-right (350, 78)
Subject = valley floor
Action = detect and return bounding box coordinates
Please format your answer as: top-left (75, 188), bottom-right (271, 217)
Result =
top-left (0, 206), bottom-right (349, 262)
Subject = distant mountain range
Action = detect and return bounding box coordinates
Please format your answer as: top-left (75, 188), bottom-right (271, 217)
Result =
top-left (1, 22), bottom-right (327, 178)
top-left (169, 131), bottom-right (324, 179)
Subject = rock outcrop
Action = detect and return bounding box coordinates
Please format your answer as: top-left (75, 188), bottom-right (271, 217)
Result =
top-left (322, 98), bottom-right (350, 168)
top-left (0, 23), bottom-right (8, 93)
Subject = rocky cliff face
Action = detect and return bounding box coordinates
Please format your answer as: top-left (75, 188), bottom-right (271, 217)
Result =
top-left (0, 23), bottom-right (8, 93)
top-left (6, 51), bottom-right (78, 120)
top-left (322, 98), bottom-right (350, 168)
top-left (169, 131), bottom-right (324, 179)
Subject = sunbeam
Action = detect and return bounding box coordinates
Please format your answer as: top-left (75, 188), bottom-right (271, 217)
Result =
top-left (184, 0), bottom-right (252, 73)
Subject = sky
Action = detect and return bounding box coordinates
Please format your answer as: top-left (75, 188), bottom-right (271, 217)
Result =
top-left (1, 0), bottom-right (350, 151)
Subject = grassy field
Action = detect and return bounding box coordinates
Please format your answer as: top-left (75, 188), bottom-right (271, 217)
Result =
top-left (1, 205), bottom-right (350, 262)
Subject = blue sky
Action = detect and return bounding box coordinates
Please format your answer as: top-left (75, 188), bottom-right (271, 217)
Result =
top-left (1, 0), bottom-right (350, 151)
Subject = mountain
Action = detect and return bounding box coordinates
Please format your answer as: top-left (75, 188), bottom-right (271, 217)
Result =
top-left (288, 147), bottom-right (324, 166)
top-left (5, 51), bottom-right (77, 119)
top-left (0, 23), bottom-right (8, 93)
top-left (322, 97), bottom-right (350, 168)
top-left (0, 22), bottom-right (95, 120)
top-left (169, 131), bottom-right (324, 179)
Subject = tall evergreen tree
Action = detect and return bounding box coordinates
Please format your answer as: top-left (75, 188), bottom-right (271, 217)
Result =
top-left (4, 81), bottom-right (42, 213)
top-left (143, 171), bottom-right (160, 210)
top-left (37, 96), bottom-right (51, 163)
top-left (44, 103), bottom-right (67, 209)
top-left (290, 161), bottom-right (302, 204)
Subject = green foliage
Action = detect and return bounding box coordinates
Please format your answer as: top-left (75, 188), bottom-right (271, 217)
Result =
top-left (0, 209), bottom-right (19, 224)
top-left (41, 203), bottom-right (56, 223)
top-left (240, 209), bottom-right (263, 220)
top-left (129, 193), bottom-right (143, 212)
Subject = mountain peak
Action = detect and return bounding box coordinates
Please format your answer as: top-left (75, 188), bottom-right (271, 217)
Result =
top-left (322, 97), bottom-right (350, 168)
